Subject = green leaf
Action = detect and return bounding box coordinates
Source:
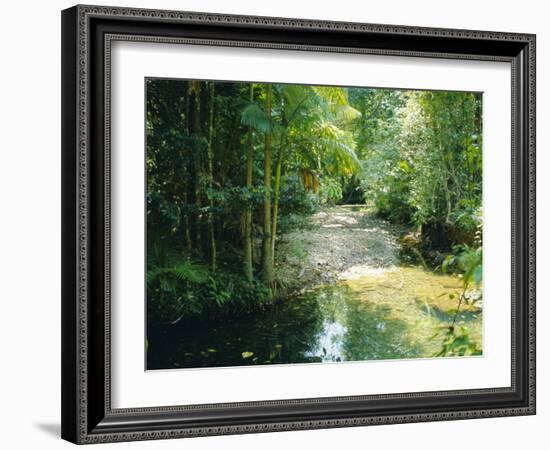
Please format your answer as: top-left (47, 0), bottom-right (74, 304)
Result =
top-left (240, 103), bottom-right (270, 132)
top-left (241, 351), bottom-right (254, 359)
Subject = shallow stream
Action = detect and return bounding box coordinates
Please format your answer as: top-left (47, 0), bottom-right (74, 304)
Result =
top-left (147, 266), bottom-right (482, 370)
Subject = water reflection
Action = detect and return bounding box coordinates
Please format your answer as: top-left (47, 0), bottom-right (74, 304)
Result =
top-left (147, 267), bottom-right (482, 370)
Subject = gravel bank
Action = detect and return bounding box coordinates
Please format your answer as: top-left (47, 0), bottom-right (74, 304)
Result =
top-left (275, 205), bottom-right (406, 293)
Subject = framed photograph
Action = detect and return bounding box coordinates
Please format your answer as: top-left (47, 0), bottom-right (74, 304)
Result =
top-left (61, 4), bottom-right (536, 444)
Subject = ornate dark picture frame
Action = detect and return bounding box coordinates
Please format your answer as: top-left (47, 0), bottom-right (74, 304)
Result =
top-left (61, 4), bottom-right (536, 444)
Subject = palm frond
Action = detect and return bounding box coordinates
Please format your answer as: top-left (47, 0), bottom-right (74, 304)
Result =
top-left (314, 122), bottom-right (361, 174)
top-left (240, 102), bottom-right (271, 132)
top-left (281, 85), bottom-right (311, 112)
top-left (318, 137), bottom-right (362, 175)
top-left (312, 86), bottom-right (349, 106)
top-left (334, 104), bottom-right (362, 122)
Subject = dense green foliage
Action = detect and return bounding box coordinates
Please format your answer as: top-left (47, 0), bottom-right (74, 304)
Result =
top-left (146, 79), bottom-right (364, 322)
top-left (146, 79), bottom-right (482, 329)
top-left (352, 89), bottom-right (482, 247)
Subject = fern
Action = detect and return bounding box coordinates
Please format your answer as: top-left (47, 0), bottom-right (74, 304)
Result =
top-left (172, 260), bottom-right (209, 283)
top-left (147, 259), bottom-right (208, 285)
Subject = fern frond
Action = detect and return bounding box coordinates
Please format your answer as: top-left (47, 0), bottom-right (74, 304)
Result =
top-left (147, 259), bottom-right (209, 285)
top-left (172, 260), bottom-right (209, 284)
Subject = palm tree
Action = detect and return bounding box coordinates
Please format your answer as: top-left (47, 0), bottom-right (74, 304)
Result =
top-left (240, 84), bottom-right (271, 283)
top-left (244, 84), bottom-right (255, 283)
top-left (269, 85), bottom-right (362, 262)
top-left (240, 83), bottom-right (362, 289)
top-left (261, 84), bottom-right (274, 287)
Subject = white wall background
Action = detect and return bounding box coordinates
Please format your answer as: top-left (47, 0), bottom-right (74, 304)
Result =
top-left (0, 0), bottom-right (546, 448)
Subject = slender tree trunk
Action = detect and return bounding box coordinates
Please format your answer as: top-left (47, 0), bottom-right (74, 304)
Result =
top-left (473, 95), bottom-right (483, 198)
top-left (183, 86), bottom-right (192, 252)
top-left (438, 142), bottom-right (452, 224)
top-left (183, 194), bottom-right (192, 252)
top-left (189, 82), bottom-right (202, 250)
top-left (261, 85), bottom-right (274, 287)
top-left (244, 84), bottom-right (254, 283)
top-left (207, 82), bottom-right (216, 271)
top-left (271, 137), bottom-right (285, 264)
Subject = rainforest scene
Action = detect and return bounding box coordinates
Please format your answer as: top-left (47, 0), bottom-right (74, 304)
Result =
top-left (145, 78), bottom-right (483, 370)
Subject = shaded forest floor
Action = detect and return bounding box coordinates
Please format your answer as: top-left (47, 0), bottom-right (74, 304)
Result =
top-left (276, 205), bottom-right (409, 294)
